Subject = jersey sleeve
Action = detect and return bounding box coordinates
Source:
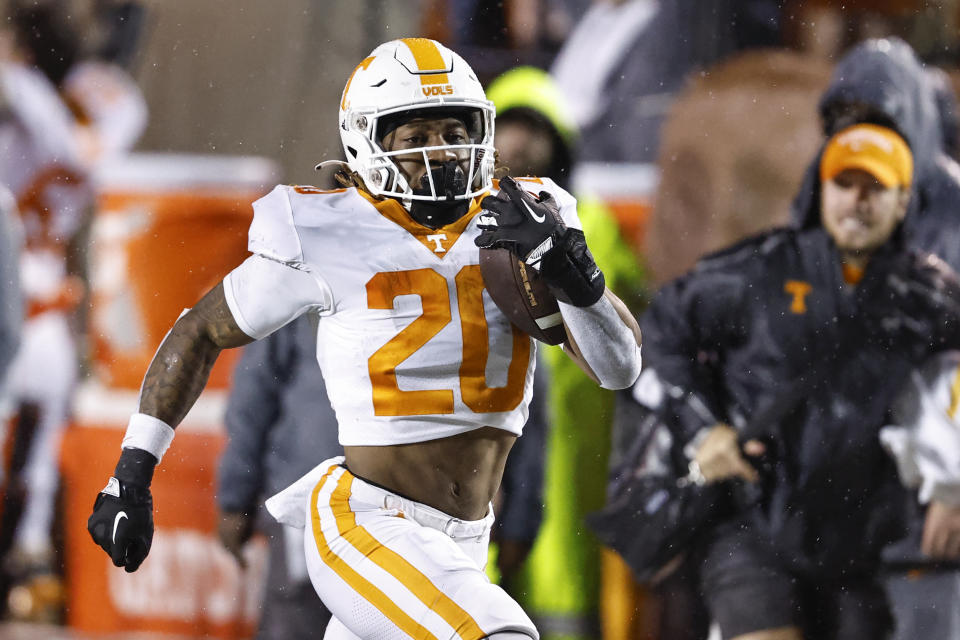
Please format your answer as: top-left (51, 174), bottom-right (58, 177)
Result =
top-left (248, 185), bottom-right (305, 262)
top-left (224, 185), bottom-right (332, 339)
top-left (542, 177), bottom-right (582, 231)
top-left (882, 351), bottom-right (960, 506)
top-left (223, 255), bottom-right (332, 340)
top-left (511, 176), bottom-right (582, 231)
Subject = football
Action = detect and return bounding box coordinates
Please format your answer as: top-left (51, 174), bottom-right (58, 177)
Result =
top-left (479, 248), bottom-right (567, 345)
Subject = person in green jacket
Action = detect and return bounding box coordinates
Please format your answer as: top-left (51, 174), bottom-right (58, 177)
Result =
top-left (487, 66), bottom-right (646, 639)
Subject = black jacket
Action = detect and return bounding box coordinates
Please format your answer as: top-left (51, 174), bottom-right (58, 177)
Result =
top-left (639, 226), bottom-right (960, 578)
top-left (791, 38), bottom-right (960, 271)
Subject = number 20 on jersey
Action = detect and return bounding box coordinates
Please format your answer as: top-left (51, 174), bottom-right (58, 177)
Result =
top-left (366, 266), bottom-right (530, 417)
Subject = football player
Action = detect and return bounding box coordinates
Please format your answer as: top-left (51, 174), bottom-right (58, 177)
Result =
top-left (88, 38), bottom-right (642, 638)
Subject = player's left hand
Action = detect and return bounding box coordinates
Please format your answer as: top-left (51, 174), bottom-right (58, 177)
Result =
top-left (475, 176), bottom-right (563, 269)
top-left (922, 500), bottom-right (960, 560)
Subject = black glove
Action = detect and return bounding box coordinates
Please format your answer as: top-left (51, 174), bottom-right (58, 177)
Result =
top-left (87, 448), bottom-right (157, 573)
top-left (476, 176), bottom-right (564, 266)
top-left (476, 177), bottom-right (605, 306)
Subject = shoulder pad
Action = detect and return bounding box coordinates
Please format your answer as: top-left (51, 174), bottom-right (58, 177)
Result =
top-left (287, 184), bottom-right (351, 196)
top-left (694, 228), bottom-right (794, 273)
top-left (248, 185), bottom-right (303, 262)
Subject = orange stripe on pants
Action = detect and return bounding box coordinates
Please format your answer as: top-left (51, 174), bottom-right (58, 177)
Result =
top-left (309, 465), bottom-right (438, 640)
top-left (328, 470), bottom-right (488, 640)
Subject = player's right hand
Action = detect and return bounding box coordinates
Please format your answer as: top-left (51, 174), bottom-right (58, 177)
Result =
top-left (87, 476), bottom-right (154, 573)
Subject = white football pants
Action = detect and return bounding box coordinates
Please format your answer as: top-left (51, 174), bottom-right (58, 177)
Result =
top-left (268, 457), bottom-right (538, 640)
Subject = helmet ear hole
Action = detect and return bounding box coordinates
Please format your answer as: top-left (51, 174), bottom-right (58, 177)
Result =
top-left (346, 146), bottom-right (358, 159)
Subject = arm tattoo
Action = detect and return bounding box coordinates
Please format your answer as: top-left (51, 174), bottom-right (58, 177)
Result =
top-left (139, 282), bottom-right (254, 427)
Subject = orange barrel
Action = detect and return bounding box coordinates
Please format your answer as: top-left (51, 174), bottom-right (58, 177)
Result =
top-left (89, 153), bottom-right (279, 389)
top-left (66, 153), bottom-right (279, 636)
top-left (63, 385), bottom-right (268, 637)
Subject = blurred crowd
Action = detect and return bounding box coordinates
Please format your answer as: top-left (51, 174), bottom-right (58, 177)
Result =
top-left (0, 0), bottom-right (146, 625)
top-left (1, 0), bottom-right (960, 639)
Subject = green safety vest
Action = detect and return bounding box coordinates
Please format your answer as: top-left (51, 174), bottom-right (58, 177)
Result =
top-left (491, 195), bottom-right (646, 639)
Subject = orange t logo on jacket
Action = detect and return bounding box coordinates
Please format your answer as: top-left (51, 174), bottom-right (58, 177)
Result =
top-left (784, 280), bottom-right (812, 314)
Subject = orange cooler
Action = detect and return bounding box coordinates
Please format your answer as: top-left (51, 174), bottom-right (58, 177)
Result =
top-left (89, 153), bottom-right (279, 390)
top-left (571, 162), bottom-right (658, 252)
top-left (64, 154), bottom-right (278, 637)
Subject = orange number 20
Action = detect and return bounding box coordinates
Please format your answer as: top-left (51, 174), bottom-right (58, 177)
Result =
top-left (366, 266), bottom-right (530, 416)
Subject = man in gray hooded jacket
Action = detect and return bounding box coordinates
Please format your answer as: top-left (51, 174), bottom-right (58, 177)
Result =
top-left (791, 37), bottom-right (960, 271)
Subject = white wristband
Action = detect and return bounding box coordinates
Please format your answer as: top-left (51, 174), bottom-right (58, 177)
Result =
top-left (122, 413), bottom-right (175, 463)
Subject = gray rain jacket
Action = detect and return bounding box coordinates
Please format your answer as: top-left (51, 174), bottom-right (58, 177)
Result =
top-left (0, 187), bottom-right (21, 387)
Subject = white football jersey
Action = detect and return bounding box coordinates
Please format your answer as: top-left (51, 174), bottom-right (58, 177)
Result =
top-left (224, 178), bottom-right (581, 446)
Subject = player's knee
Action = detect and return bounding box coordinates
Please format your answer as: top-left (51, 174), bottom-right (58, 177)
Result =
top-left (445, 580), bottom-right (538, 640)
top-left (729, 627), bottom-right (803, 640)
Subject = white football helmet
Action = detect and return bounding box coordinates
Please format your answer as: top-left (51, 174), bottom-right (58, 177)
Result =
top-left (337, 38), bottom-right (495, 203)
